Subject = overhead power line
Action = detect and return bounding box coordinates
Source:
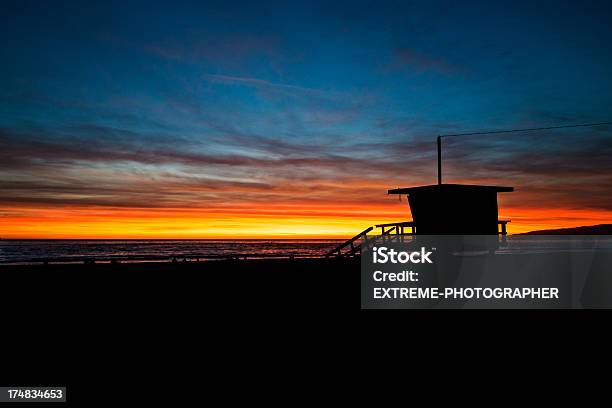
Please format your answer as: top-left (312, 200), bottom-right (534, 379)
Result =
top-left (439, 122), bottom-right (612, 138)
top-left (436, 122), bottom-right (612, 185)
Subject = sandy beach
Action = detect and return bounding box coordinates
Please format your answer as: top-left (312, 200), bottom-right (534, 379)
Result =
top-left (0, 258), bottom-right (361, 314)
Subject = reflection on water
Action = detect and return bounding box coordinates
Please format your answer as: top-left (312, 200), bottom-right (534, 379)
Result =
top-left (1, 236), bottom-right (612, 264)
top-left (0, 239), bottom-right (343, 264)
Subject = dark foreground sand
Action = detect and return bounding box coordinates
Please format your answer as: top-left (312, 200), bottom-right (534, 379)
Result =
top-left (0, 258), bottom-right (360, 311)
top-left (3, 251), bottom-right (612, 311)
top-left (0, 258), bottom-right (361, 400)
top-left (1, 255), bottom-right (608, 403)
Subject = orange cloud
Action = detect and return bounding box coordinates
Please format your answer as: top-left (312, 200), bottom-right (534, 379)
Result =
top-left (2, 126), bottom-right (611, 239)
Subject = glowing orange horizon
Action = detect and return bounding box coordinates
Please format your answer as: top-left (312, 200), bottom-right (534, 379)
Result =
top-left (2, 200), bottom-right (611, 239)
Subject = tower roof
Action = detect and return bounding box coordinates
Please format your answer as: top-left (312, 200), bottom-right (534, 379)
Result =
top-left (388, 183), bottom-right (514, 195)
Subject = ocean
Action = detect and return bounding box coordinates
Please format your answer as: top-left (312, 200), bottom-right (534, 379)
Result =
top-left (2, 236), bottom-right (612, 265)
top-left (0, 239), bottom-right (343, 264)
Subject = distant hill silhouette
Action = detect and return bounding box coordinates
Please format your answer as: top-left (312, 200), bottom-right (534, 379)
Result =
top-left (519, 224), bottom-right (612, 235)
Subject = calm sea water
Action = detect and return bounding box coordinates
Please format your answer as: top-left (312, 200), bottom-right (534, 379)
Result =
top-left (1, 237), bottom-right (611, 264)
top-left (0, 239), bottom-right (343, 264)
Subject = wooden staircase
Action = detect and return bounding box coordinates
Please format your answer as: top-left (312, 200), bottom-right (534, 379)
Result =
top-left (325, 226), bottom-right (373, 258)
top-left (326, 219), bottom-right (510, 258)
top-left (325, 221), bottom-right (416, 258)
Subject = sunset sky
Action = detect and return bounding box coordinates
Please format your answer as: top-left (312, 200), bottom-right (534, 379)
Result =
top-left (1, 0), bottom-right (612, 238)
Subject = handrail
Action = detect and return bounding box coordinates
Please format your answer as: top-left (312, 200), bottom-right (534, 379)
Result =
top-left (375, 221), bottom-right (415, 228)
top-left (326, 226), bottom-right (373, 257)
top-left (376, 220), bottom-right (416, 236)
top-left (380, 226), bottom-right (397, 235)
top-left (327, 219), bottom-right (511, 257)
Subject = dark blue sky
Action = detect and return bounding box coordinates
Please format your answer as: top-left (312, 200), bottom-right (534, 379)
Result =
top-left (1, 0), bottom-right (612, 237)
top-left (3, 0), bottom-right (612, 131)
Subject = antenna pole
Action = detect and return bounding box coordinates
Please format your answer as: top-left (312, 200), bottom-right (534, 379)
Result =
top-left (437, 135), bottom-right (442, 185)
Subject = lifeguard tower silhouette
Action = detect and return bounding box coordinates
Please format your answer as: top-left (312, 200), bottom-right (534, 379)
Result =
top-left (387, 183), bottom-right (513, 235)
top-left (327, 135), bottom-right (514, 257)
top-left (325, 122), bottom-right (612, 257)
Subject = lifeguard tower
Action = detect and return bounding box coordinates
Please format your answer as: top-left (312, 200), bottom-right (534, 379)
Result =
top-left (326, 182), bottom-right (513, 257)
top-left (387, 183), bottom-right (513, 235)
top-left (326, 135), bottom-right (514, 257)
top-left (325, 122), bottom-right (612, 257)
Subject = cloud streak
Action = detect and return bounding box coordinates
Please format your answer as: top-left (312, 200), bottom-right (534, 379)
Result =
top-left (2, 1), bottom-right (612, 237)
